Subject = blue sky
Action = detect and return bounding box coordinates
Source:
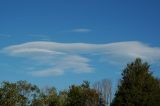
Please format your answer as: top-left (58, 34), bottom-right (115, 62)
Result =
top-left (0, 0), bottom-right (160, 92)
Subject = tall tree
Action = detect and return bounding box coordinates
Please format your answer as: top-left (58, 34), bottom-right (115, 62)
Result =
top-left (93, 79), bottom-right (112, 106)
top-left (111, 58), bottom-right (160, 106)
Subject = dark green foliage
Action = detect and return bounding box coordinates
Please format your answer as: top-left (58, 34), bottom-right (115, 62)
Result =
top-left (111, 58), bottom-right (160, 106)
top-left (0, 80), bottom-right (100, 106)
top-left (65, 81), bottom-right (99, 106)
top-left (31, 87), bottom-right (59, 106)
top-left (31, 81), bottom-right (99, 106)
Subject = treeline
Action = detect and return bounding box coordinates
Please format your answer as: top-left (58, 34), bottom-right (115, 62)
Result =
top-left (0, 58), bottom-right (160, 106)
top-left (0, 80), bottom-right (111, 106)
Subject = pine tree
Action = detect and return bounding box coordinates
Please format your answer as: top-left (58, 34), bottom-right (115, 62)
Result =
top-left (111, 58), bottom-right (160, 106)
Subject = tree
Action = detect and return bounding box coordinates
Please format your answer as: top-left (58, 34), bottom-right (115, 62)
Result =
top-left (0, 80), bottom-right (40, 106)
top-left (58, 90), bottom-right (68, 106)
top-left (93, 79), bottom-right (112, 106)
top-left (31, 87), bottom-right (59, 106)
top-left (65, 81), bottom-right (99, 106)
top-left (0, 81), bottom-right (25, 106)
top-left (16, 80), bottom-right (40, 105)
top-left (111, 58), bottom-right (160, 106)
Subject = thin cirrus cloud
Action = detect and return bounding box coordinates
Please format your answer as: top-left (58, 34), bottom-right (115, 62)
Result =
top-left (70, 28), bottom-right (91, 32)
top-left (1, 41), bottom-right (160, 77)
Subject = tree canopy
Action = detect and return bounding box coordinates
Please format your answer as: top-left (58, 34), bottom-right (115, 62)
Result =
top-left (111, 58), bottom-right (160, 106)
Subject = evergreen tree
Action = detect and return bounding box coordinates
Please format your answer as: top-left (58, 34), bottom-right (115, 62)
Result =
top-left (111, 58), bottom-right (160, 106)
top-left (66, 81), bottom-right (99, 106)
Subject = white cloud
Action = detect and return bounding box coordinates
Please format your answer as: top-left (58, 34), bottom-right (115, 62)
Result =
top-left (71, 28), bottom-right (91, 32)
top-left (30, 68), bottom-right (64, 77)
top-left (1, 41), bottom-right (160, 77)
top-left (29, 55), bottom-right (93, 77)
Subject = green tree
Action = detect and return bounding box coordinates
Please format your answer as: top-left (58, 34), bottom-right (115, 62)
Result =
top-left (111, 58), bottom-right (160, 106)
top-left (58, 90), bottom-right (68, 106)
top-left (16, 80), bottom-right (40, 105)
top-left (31, 87), bottom-right (59, 106)
top-left (0, 81), bottom-right (25, 106)
top-left (0, 80), bottom-right (40, 106)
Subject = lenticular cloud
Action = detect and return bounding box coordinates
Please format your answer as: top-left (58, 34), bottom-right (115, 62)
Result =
top-left (1, 41), bottom-right (160, 77)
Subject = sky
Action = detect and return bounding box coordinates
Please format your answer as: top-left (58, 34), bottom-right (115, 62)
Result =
top-left (0, 0), bottom-right (160, 92)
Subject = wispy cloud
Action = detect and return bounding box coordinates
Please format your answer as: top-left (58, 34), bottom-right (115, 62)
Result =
top-left (1, 41), bottom-right (160, 77)
top-left (0, 34), bottom-right (11, 39)
top-left (70, 28), bottom-right (91, 32)
top-left (27, 34), bottom-right (52, 41)
top-left (29, 55), bottom-right (93, 77)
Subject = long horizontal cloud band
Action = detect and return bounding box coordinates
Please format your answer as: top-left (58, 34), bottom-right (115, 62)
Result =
top-left (1, 41), bottom-right (160, 77)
